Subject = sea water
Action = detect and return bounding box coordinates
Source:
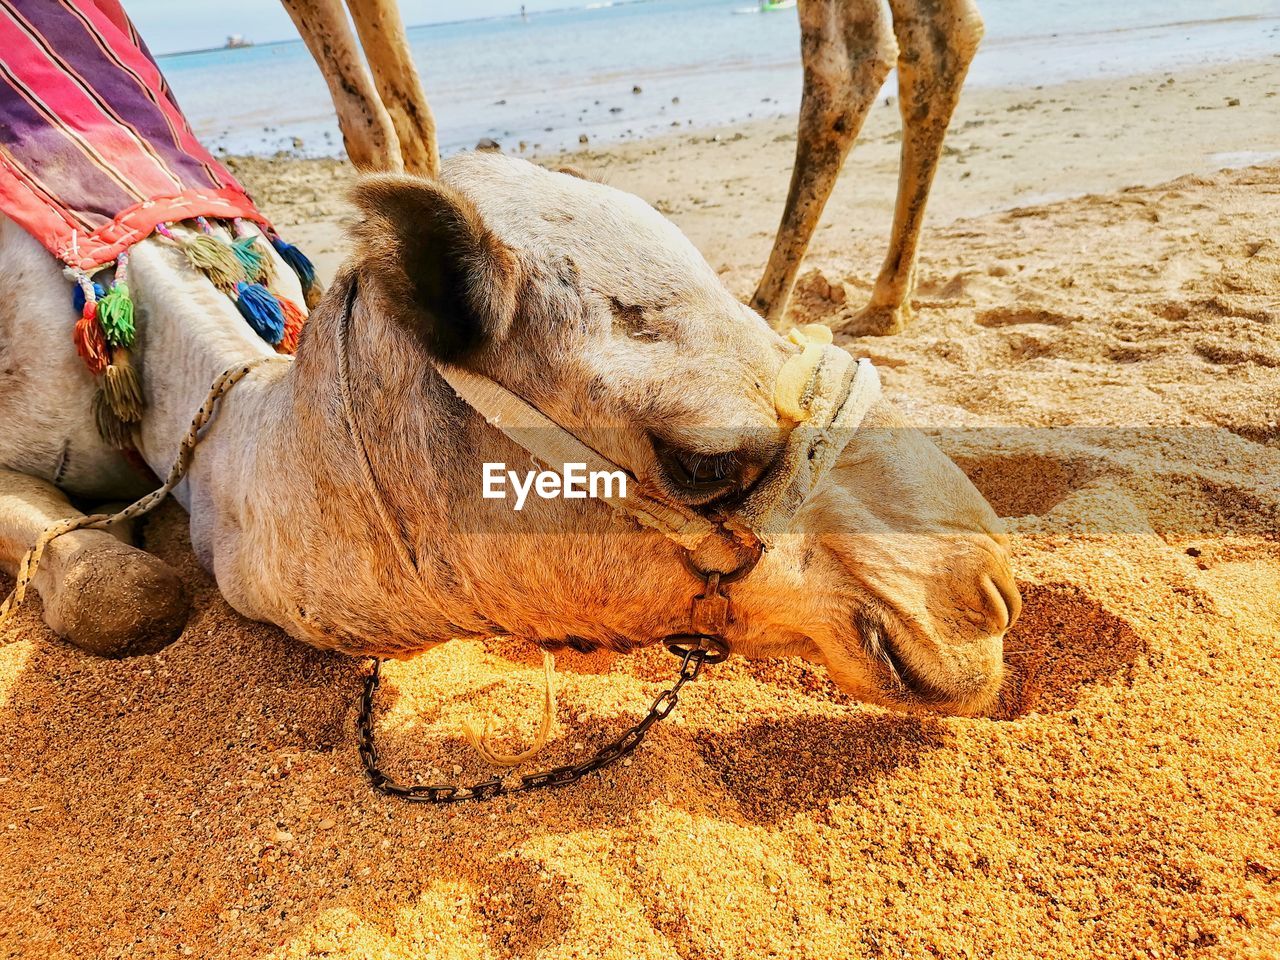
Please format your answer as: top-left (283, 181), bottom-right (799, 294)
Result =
top-left (158, 0), bottom-right (1280, 158)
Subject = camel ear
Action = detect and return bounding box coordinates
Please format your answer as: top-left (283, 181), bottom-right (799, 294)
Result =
top-left (348, 175), bottom-right (519, 360)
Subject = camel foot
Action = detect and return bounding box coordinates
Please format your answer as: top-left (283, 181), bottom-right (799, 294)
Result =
top-left (843, 300), bottom-right (913, 337)
top-left (42, 538), bottom-right (190, 658)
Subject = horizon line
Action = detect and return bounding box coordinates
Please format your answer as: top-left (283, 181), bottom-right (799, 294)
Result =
top-left (154, 0), bottom-right (654, 59)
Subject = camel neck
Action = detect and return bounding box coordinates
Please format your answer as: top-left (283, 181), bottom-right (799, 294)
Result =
top-left (124, 237), bottom-right (318, 627)
top-left (127, 238), bottom-right (289, 494)
top-left (129, 260), bottom-right (456, 653)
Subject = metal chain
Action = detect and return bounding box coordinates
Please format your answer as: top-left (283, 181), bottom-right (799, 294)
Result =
top-left (356, 635), bottom-right (728, 803)
top-left (356, 525), bottom-right (760, 802)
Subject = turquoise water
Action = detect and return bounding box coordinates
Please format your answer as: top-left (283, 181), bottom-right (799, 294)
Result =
top-left (159, 0), bottom-right (1280, 157)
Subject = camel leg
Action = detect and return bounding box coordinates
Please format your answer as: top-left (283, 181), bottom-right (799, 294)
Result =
top-left (280, 0), bottom-right (404, 172)
top-left (855, 0), bottom-right (983, 334)
top-left (750, 0), bottom-right (896, 327)
top-left (345, 0), bottom-right (440, 178)
top-left (0, 470), bottom-right (189, 657)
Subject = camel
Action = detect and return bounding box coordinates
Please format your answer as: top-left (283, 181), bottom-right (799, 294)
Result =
top-left (281, 0), bottom-right (984, 334)
top-left (0, 153), bottom-right (1020, 718)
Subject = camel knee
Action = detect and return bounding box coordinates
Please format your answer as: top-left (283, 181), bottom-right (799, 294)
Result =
top-left (853, 13), bottom-right (899, 87)
top-left (799, 1), bottom-right (897, 138)
top-left (889, 0), bottom-right (984, 87)
top-left (41, 535), bottom-right (190, 658)
top-left (948, 1), bottom-right (985, 65)
top-left (0, 471), bottom-right (190, 656)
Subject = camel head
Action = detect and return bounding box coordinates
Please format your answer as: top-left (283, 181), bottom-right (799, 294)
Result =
top-left (332, 153), bottom-right (1018, 717)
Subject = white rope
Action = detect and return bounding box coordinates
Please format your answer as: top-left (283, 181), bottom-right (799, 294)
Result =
top-left (460, 650), bottom-right (557, 767)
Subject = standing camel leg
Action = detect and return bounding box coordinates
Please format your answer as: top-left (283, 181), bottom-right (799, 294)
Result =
top-left (280, 0), bottom-right (403, 172)
top-left (751, 0), bottom-right (897, 328)
top-left (0, 471), bottom-right (189, 657)
top-left (855, 0), bottom-right (983, 334)
top-left (345, 0), bottom-right (440, 178)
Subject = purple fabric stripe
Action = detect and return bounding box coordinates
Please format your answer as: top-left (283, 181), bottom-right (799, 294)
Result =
top-left (0, 67), bottom-right (133, 228)
top-left (17, 0), bottom-right (220, 190)
top-left (117, 14), bottom-right (223, 189)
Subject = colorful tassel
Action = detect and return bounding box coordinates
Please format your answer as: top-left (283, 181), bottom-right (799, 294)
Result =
top-left (74, 309), bottom-right (110, 376)
top-left (269, 232), bottom-right (323, 308)
top-left (232, 220), bottom-right (279, 288)
top-left (72, 281), bottom-right (105, 313)
top-left (235, 282), bottom-right (285, 344)
top-left (269, 234), bottom-right (316, 290)
top-left (232, 235), bottom-right (276, 286)
top-left (68, 220), bottom-right (322, 449)
top-left (92, 389), bottom-right (134, 448)
top-left (96, 284), bottom-right (135, 347)
top-left (182, 233), bottom-right (245, 294)
top-left (254, 239), bottom-right (278, 287)
top-left (103, 347), bottom-right (144, 423)
top-left (302, 279), bottom-right (324, 312)
top-left (276, 297), bottom-right (306, 354)
top-left (70, 277), bottom-right (111, 376)
top-left (96, 253), bottom-right (136, 347)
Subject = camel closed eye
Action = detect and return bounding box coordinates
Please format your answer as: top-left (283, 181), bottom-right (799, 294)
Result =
top-left (652, 438), bottom-right (746, 502)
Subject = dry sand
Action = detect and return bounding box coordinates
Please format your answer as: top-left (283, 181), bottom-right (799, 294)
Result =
top-left (3, 58), bottom-right (1279, 959)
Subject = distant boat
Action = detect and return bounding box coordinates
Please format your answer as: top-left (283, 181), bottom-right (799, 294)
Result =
top-left (224, 34), bottom-right (253, 49)
top-left (734, 0), bottom-right (796, 13)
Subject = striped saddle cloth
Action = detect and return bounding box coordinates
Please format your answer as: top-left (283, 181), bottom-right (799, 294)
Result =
top-left (0, 0), bottom-right (320, 446)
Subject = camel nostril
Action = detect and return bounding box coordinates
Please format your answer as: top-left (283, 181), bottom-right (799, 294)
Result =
top-left (981, 573), bottom-right (1020, 633)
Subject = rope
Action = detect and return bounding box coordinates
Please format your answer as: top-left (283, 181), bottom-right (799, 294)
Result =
top-left (460, 650), bottom-right (558, 767)
top-left (0, 356), bottom-right (288, 631)
top-left (335, 282), bottom-right (419, 579)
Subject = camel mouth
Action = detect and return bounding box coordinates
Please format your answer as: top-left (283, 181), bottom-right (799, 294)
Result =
top-left (854, 608), bottom-right (954, 709)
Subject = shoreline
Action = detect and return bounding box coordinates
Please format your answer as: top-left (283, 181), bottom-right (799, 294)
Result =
top-left (171, 4), bottom-right (1280, 158)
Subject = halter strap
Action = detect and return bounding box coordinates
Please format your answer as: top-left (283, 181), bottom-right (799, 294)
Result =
top-left (432, 328), bottom-right (881, 553)
top-left (433, 362), bottom-right (720, 550)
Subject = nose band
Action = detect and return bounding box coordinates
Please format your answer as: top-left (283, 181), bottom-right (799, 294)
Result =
top-left (733, 328), bottom-right (881, 546)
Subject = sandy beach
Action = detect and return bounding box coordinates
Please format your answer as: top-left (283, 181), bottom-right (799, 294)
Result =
top-left (3, 54), bottom-right (1279, 960)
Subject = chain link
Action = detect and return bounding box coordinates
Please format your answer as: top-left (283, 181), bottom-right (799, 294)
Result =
top-left (357, 635), bottom-right (728, 803)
